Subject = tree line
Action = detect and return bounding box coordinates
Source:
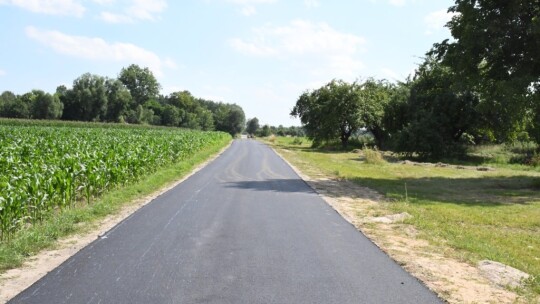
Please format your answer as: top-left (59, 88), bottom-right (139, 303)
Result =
top-left (0, 64), bottom-right (246, 136)
top-left (291, 0), bottom-right (539, 158)
top-left (245, 117), bottom-right (305, 138)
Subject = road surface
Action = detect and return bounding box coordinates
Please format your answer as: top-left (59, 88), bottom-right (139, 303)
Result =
top-left (10, 140), bottom-right (442, 303)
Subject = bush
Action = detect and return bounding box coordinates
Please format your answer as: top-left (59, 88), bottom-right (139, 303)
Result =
top-left (291, 137), bottom-right (303, 145)
top-left (529, 153), bottom-right (540, 167)
top-left (506, 141), bottom-right (538, 154)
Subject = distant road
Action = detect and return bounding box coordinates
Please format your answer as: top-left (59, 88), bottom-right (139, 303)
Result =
top-left (10, 140), bottom-right (441, 303)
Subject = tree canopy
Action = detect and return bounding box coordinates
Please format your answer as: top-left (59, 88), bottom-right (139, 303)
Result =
top-left (291, 79), bottom-right (393, 148)
top-left (246, 117), bottom-right (260, 135)
top-left (432, 0), bottom-right (540, 141)
top-left (118, 64), bottom-right (161, 107)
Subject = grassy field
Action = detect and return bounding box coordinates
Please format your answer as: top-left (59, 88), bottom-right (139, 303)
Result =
top-left (0, 119), bottom-right (231, 271)
top-left (268, 136), bottom-right (540, 296)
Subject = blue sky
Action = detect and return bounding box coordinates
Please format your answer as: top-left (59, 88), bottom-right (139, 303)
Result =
top-left (0, 0), bottom-right (455, 126)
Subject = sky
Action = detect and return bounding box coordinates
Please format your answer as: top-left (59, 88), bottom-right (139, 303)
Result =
top-left (0, 0), bottom-right (456, 126)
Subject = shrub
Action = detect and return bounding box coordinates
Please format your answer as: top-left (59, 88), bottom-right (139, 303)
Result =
top-left (291, 137), bottom-right (303, 145)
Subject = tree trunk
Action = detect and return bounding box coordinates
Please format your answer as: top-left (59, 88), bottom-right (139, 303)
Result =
top-left (340, 130), bottom-right (351, 148)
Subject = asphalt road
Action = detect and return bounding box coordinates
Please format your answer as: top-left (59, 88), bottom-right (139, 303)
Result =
top-left (10, 140), bottom-right (442, 304)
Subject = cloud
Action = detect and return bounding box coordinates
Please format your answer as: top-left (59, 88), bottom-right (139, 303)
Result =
top-left (224, 0), bottom-right (276, 16)
top-left (0, 0), bottom-right (85, 17)
top-left (0, 69), bottom-right (6, 76)
top-left (100, 11), bottom-right (133, 23)
top-left (91, 0), bottom-right (115, 4)
top-left (229, 38), bottom-right (277, 56)
top-left (229, 20), bottom-right (366, 79)
top-left (25, 26), bottom-right (176, 77)
top-left (98, 0), bottom-right (167, 23)
top-left (389, 0), bottom-right (405, 6)
top-left (226, 0), bottom-right (276, 4)
top-left (368, 0), bottom-right (418, 7)
top-left (304, 0), bottom-right (320, 8)
top-left (240, 5), bottom-right (256, 16)
top-left (424, 9), bottom-right (457, 35)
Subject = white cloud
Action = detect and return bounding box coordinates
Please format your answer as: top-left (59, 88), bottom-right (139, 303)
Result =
top-left (424, 9), bottom-right (457, 35)
top-left (100, 11), bottom-right (133, 23)
top-left (304, 0), bottom-right (320, 8)
top-left (224, 0), bottom-right (275, 16)
top-left (229, 38), bottom-right (277, 56)
top-left (98, 0), bottom-right (167, 23)
top-left (389, 0), bottom-right (405, 6)
top-left (0, 69), bottom-right (6, 76)
top-left (368, 0), bottom-right (419, 7)
top-left (226, 0), bottom-right (276, 3)
top-left (240, 5), bottom-right (256, 16)
top-left (0, 0), bottom-right (85, 17)
top-left (91, 0), bottom-right (115, 4)
top-left (230, 20), bottom-right (366, 79)
top-left (25, 26), bottom-right (176, 77)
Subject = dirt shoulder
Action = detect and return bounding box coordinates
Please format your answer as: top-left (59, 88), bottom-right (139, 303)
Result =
top-left (273, 147), bottom-right (528, 304)
top-left (0, 142), bottom-right (232, 304)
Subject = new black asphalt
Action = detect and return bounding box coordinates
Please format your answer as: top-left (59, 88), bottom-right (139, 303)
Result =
top-left (10, 140), bottom-right (442, 303)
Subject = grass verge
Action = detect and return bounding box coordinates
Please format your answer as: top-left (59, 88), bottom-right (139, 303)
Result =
top-left (0, 136), bottom-right (231, 272)
top-left (267, 136), bottom-right (540, 298)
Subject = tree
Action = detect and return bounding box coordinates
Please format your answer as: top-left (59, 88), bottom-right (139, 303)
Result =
top-left (161, 104), bottom-right (180, 126)
top-left (258, 124), bottom-right (271, 137)
top-left (392, 58), bottom-right (480, 158)
top-left (215, 104), bottom-right (246, 136)
top-left (432, 0), bottom-right (540, 141)
top-left (291, 79), bottom-right (363, 147)
top-left (30, 90), bottom-right (63, 119)
top-left (194, 107), bottom-right (214, 131)
top-left (357, 79), bottom-right (392, 148)
top-left (104, 79), bottom-right (131, 122)
top-left (118, 64), bottom-right (160, 107)
top-left (246, 117), bottom-right (260, 135)
top-left (62, 73), bottom-right (108, 121)
top-left (0, 91), bottom-right (29, 118)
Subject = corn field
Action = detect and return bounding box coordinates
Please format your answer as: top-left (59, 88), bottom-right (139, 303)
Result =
top-left (0, 120), bottom-right (230, 239)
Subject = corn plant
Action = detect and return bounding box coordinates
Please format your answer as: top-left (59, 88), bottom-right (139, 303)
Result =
top-left (0, 121), bottom-right (229, 240)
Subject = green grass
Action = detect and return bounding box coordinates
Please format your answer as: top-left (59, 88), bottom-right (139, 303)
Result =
top-left (268, 136), bottom-right (540, 296)
top-left (0, 124), bottom-right (231, 272)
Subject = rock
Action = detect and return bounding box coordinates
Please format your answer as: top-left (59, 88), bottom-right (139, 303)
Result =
top-left (435, 162), bottom-right (449, 167)
top-left (366, 212), bottom-right (412, 224)
top-left (478, 260), bottom-right (530, 288)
